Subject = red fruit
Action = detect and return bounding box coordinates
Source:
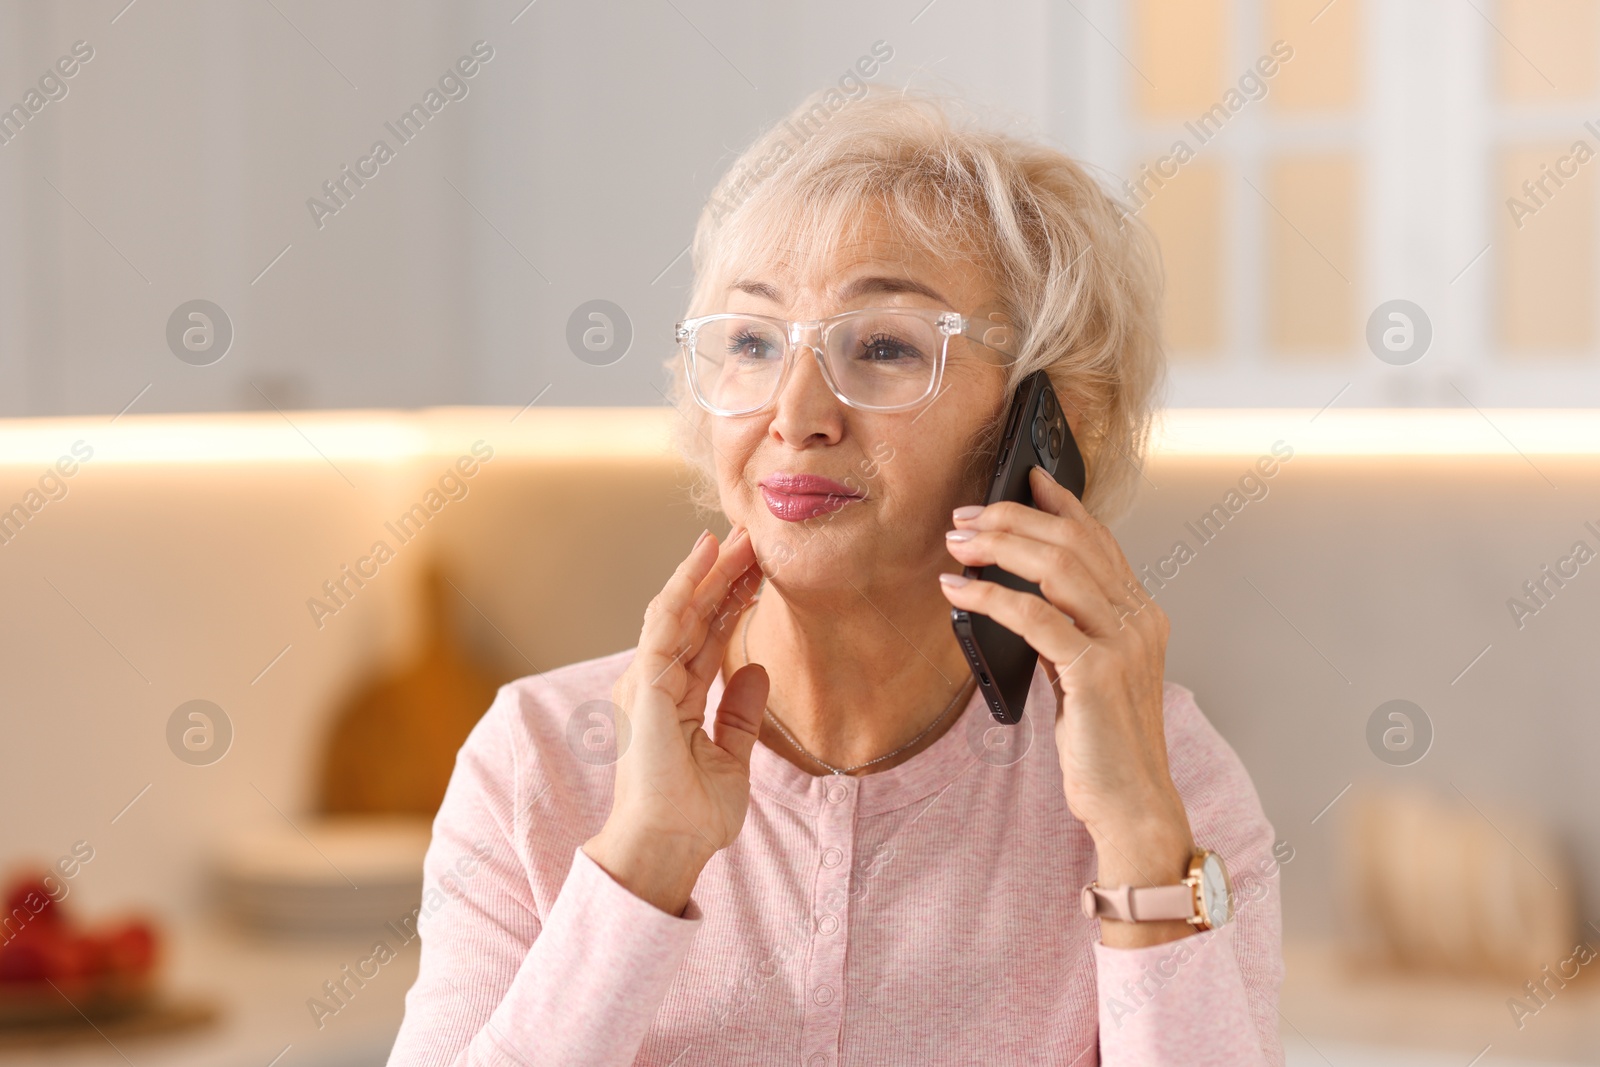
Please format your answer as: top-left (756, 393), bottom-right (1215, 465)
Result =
top-left (101, 922), bottom-right (157, 976)
top-left (0, 923), bottom-right (107, 986)
top-left (2, 874), bottom-right (63, 929)
top-left (76, 932), bottom-right (115, 979)
top-left (0, 873), bottom-right (162, 994)
top-left (0, 936), bottom-right (52, 983)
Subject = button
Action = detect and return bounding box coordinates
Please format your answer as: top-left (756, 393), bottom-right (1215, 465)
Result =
top-left (821, 847), bottom-right (843, 868)
top-left (826, 783), bottom-right (847, 804)
top-left (813, 984), bottom-right (835, 1005)
top-left (817, 914), bottom-right (839, 935)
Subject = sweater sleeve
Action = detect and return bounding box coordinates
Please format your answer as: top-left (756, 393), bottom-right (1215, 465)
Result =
top-left (386, 684), bottom-right (704, 1067)
top-left (1092, 684), bottom-right (1286, 1066)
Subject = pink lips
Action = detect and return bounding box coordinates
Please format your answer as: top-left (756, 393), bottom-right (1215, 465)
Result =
top-left (758, 472), bottom-right (863, 522)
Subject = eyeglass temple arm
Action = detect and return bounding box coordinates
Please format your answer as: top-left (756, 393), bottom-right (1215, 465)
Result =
top-left (960, 312), bottom-right (1019, 363)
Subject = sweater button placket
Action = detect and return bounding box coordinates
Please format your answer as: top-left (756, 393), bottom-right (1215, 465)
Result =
top-left (802, 775), bottom-right (857, 1066)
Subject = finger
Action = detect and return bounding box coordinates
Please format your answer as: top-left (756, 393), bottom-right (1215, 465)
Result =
top-left (633, 537), bottom-right (723, 703)
top-left (683, 562), bottom-right (764, 705)
top-left (649, 569), bottom-right (763, 729)
top-left (1027, 465), bottom-right (1150, 594)
top-left (687, 526), bottom-right (759, 622)
top-left (945, 528), bottom-right (1132, 637)
top-left (938, 572), bottom-right (1091, 671)
top-left (676, 540), bottom-right (762, 698)
top-left (637, 529), bottom-right (724, 684)
top-left (640, 527), bottom-right (754, 681)
top-left (954, 492), bottom-right (1125, 604)
top-left (710, 662), bottom-right (769, 772)
top-left (1026, 461), bottom-right (1090, 520)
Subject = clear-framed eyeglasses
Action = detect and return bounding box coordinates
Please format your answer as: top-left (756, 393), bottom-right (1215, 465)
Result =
top-left (675, 307), bottom-right (1016, 417)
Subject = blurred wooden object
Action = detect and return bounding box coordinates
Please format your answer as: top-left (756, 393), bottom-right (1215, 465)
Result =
top-left (1345, 783), bottom-right (1575, 979)
top-left (318, 561), bottom-right (501, 816)
top-left (0, 995), bottom-right (217, 1049)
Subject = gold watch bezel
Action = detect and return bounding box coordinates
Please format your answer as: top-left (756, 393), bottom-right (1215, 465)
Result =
top-left (1182, 848), bottom-right (1231, 930)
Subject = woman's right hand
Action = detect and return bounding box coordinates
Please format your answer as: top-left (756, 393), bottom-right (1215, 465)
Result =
top-left (581, 526), bottom-right (769, 915)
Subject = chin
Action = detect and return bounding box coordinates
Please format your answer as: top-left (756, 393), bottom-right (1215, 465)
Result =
top-left (750, 519), bottom-right (861, 586)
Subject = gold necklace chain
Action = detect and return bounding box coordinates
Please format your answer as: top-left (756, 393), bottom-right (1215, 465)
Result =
top-left (738, 594), bottom-right (974, 776)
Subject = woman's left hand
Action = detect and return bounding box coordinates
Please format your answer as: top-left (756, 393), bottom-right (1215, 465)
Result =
top-left (938, 465), bottom-right (1197, 941)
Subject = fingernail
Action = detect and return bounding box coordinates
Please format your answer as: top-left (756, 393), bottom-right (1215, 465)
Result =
top-left (945, 529), bottom-right (978, 542)
top-left (939, 572), bottom-right (970, 588)
top-left (952, 505), bottom-right (984, 521)
top-left (1033, 464), bottom-right (1057, 483)
top-left (693, 529), bottom-right (711, 551)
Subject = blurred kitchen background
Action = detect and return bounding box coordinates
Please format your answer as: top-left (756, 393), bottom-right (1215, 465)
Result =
top-left (1, 1), bottom-right (1598, 1064)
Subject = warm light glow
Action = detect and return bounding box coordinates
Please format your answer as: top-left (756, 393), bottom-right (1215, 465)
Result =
top-left (0, 408), bottom-right (679, 466)
top-left (0, 407), bottom-right (1596, 467)
top-left (1150, 408), bottom-right (1600, 455)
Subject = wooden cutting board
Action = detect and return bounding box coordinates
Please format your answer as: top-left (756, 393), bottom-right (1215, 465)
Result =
top-left (0, 994), bottom-right (218, 1049)
top-left (317, 560), bottom-right (503, 816)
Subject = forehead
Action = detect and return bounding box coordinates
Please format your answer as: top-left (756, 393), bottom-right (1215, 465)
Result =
top-left (716, 197), bottom-right (996, 308)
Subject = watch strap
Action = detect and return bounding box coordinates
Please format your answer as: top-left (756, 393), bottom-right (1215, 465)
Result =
top-left (1080, 881), bottom-right (1196, 923)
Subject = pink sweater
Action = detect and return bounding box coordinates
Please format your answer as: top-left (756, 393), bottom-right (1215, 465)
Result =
top-left (387, 649), bottom-right (1285, 1066)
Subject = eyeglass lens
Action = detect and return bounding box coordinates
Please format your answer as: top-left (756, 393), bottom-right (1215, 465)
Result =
top-left (689, 312), bottom-right (943, 413)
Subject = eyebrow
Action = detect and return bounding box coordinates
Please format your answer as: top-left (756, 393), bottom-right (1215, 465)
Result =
top-left (731, 279), bottom-right (783, 301)
top-left (728, 275), bottom-right (951, 306)
top-left (840, 276), bottom-right (949, 304)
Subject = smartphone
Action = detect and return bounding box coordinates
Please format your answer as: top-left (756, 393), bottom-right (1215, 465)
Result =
top-left (950, 370), bottom-right (1086, 725)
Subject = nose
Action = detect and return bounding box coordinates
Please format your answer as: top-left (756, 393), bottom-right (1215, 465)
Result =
top-left (766, 330), bottom-right (844, 448)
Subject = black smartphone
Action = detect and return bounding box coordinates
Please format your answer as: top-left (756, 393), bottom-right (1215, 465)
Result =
top-left (950, 370), bottom-right (1086, 725)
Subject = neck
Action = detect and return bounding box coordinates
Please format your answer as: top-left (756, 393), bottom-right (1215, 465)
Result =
top-left (727, 571), bottom-right (975, 776)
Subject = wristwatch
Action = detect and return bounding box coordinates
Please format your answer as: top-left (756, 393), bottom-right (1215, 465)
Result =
top-left (1080, 848), bottom-right (1232, 930)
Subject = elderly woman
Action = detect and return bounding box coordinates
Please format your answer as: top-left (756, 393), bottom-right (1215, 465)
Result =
top-left (389, 89), bottom-right (1284, 1066)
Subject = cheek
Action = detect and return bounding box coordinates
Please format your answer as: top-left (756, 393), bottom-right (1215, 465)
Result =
top-left (711, 422), bottom-right (770, 506)
top-left (866, 427), bottom-right (973, 516)
top-left (932, 407), bottom-right (1005, 498)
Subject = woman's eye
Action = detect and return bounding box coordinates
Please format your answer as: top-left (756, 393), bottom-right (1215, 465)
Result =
top-left (728, 331), bottom-right (778, 360)
top-left (858, 333), bottom-right (923, 363)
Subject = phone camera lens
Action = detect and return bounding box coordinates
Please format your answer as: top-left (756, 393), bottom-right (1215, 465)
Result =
top-left (1031, 414), bottom-right (1048, 455)
top-left (1049, 425), bottom-right (1062, 455)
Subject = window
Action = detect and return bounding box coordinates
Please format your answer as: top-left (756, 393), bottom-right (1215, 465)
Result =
top-left (1069, 0), bottom-right (1600, 406)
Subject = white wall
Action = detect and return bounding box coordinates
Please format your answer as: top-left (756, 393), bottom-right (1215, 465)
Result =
top-left (0, 0), bottom-right (1076, 417)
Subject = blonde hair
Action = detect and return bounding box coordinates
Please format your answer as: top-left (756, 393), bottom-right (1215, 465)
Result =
top-left (663, 86), bottom-right (1167, 525)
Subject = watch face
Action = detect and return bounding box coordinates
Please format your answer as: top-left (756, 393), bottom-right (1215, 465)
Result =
top-left (1200, 853), bottom-right (1231, 926)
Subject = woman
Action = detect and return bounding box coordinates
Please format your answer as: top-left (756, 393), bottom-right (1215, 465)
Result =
top-left (388, 88), bottom-right (1284, 1066)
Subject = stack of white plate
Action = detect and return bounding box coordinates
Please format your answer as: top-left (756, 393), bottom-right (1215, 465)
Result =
top-left (213, 816), bottom-right (432, 935)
